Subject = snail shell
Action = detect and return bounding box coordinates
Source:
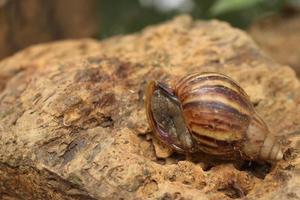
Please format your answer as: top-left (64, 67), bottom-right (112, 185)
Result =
top-left (145, 72), bottom-right (283, 161)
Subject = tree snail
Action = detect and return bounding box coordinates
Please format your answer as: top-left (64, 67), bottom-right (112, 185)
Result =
top-left (145, 72), bottom-right (283, 161)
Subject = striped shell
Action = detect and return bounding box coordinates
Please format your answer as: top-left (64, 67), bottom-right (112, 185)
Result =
top-left (145, 72), bottom-right (283, 161)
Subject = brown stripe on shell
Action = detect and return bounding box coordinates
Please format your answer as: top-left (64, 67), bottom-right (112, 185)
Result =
top-left (194, 134), bottom-right (240, 149)
top-left (183, 101), bottom-right (250, 121)
top-left (183, 102), bottom-right (250, 130)
top-left (188, 115), bottom-right (246, 133)
top-left (175, 72), bottom-right (201, 92)
top-left (179, 84), bottom-right (254, 114)
top-left (192, 134), bottom-right (238, 155)
top-left (176, 72), bottom-right (241, 91)
top-left (192, 134), bottom-right (219, 148)
top-left (176, 72), bottom-right (220, 88)
top-left (175, 73), bottom-right (250, 101)
top-left (183, 102), bottom-right (249, 123)
top-left (252, 113), bottom-right (269, 131)
top-left (198, 145), bottom-right (233, 156)
top-left (252, 113), bottom-right (271, 159)
top-left (190, 122), bottom-right (243, 141)
top-left (177, 79), bottom-right (250, 105)
top-left (182, 101), bottom-right (250, 141)
top-left (199, 147), bottom-right (236, 156)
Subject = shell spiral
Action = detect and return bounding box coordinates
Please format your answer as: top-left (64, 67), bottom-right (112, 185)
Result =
top-left (145, 72), bottom-right (283, 161)
top-left (173, 72), bottom-right (282, 160)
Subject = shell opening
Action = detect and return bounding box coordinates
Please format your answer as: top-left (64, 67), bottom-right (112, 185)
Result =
top-left (146, 81), bottom-right (194, 152)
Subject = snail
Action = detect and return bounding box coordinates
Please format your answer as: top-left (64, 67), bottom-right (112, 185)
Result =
top-left (145, 72), bottom-right (283, 161)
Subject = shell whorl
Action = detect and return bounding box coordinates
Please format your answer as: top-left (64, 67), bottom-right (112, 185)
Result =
top-left (245, 115), bottom-right (283, 160)
top-left (146, 72), bottom-right (283, 161)
top-left (173, 72), bottom-right (282, 160)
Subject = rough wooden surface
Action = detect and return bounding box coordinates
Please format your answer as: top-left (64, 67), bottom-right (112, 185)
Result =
top-left (0, 0), bottom-right (99, 60)
top-left (0, 16), bottom-right (300, 200)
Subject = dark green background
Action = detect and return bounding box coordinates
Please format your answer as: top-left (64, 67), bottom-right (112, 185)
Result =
top-left (98, 0), bottom-right (295, 38)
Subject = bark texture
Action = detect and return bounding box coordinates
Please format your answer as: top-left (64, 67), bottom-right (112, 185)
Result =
top-left (0, 16), bottom-right (300, 200)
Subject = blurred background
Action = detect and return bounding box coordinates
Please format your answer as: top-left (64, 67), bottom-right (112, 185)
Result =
top-left (0, 0), bottom-right (300, 74)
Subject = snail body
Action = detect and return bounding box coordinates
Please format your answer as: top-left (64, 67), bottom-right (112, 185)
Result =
top-left (145, 72), bottom-right (283, 161)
